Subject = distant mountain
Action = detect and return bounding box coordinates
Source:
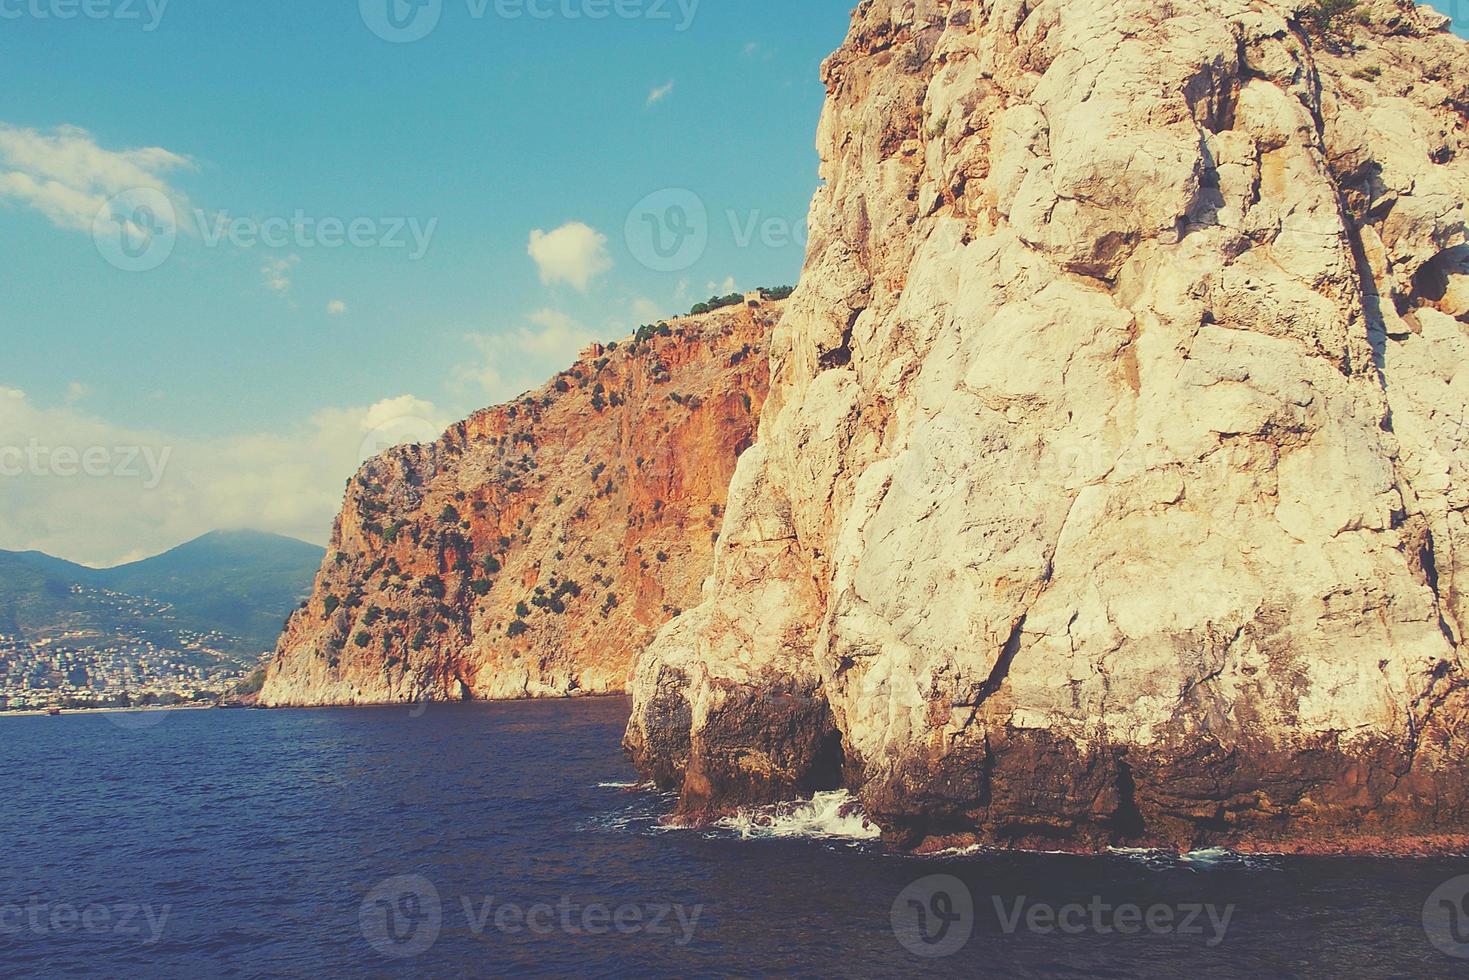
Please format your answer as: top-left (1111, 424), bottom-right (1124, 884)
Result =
top-left (0, 531), bottom-right (324, 655)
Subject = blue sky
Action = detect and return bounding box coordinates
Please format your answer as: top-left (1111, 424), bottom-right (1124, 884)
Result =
top-left (0, 0), bottom-right (853, 562)
top-left (2, 0), bottom-right (853, 438)
top-left (1, 0), bottom-right (1465, 564)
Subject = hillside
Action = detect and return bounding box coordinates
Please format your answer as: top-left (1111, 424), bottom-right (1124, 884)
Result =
top-left (0, 531), bottom-right (324, 656)
top-left (259, 300), bottom-right (778, 706)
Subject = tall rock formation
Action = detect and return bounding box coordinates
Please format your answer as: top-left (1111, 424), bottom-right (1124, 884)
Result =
top-left (627, 0), bottom-right (1469, 852)
top-left (260, 302), bottom-right (775, 706)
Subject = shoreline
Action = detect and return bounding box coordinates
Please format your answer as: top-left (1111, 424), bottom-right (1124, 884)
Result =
top-left (255, 690), bottom-right (632, 710)
top-left (0, 703), bottom-right (230, 719)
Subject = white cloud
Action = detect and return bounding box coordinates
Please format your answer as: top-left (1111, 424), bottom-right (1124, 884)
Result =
top-left (0, 387), bottom-right (449, 566)
top-left (527, 222), bottom-right (612, 292)
top-left (646, 80), bottom-right (675, 107)
top-left (262, 254), bottom-right (299, 292)
top-left (456, 309), bottom-right (601, 404)
top-left (0, 123), bottom-right (191, 233)
top-left (327, 300), bottom-right (348, 316)
top-left (516, 308), bottom-right (596, 357)
top-left (631, 297), bottom-right (663, 322)
top-left (65, 382), bottom-right (91, 404)
top-left (707, 276), bottom-right (737, 293)
top-left (741, 42), bottom-right (760, 58)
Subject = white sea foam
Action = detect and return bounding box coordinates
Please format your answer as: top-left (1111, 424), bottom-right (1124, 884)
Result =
top-left (597, 781), bottom-right (647, 789)
top-left (1109, 846), bottom-right (1281, 871)
top-left (714, 790), bottom-right (882, 841)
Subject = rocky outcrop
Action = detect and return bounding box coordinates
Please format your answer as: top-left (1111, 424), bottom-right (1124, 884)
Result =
top-left (627, 0), bottom-right (1469, 852)
top-left (259, 302), bottom-right (776, 706)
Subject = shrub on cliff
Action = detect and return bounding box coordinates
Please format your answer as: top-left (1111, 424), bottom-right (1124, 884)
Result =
top-left (1303, 0), bottom-right (1359, 37)
top-left (692, 293), bottom-right (745, 316)
top-left (354, 632), bottom-right (371, 648)
top-left (507, 620), bottom-right (528, 638)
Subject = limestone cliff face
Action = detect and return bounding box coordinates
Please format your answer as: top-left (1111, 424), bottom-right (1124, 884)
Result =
top-left (627, 0), bottom-right (1469, 852)
top-left (260, 303), bottom-right (775, 706)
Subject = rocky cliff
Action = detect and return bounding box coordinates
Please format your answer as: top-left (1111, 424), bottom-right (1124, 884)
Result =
top-left (626, 0), bottom-right (1469, 853)
top-left (260, 302), bottom-right (775, 706)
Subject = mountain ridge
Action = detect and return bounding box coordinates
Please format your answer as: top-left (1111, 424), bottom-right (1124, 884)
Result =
top-left (0, 529), bottom-right (324, 655)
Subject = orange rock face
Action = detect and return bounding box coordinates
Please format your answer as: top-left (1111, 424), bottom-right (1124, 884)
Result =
top-left (259, 302), bottom-right (777, 706)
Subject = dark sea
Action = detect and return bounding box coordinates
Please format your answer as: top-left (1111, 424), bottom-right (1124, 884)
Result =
top-left (2, 697), bottom-right (1467, 978)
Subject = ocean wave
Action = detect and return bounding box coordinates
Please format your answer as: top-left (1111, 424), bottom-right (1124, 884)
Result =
top-left (712, 791), bottom-right (882, 842)
top-left (1108, 846), bottom-right (1282, 871)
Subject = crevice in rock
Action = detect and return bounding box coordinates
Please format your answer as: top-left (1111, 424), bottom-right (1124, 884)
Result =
top-left (1106, 756), bottom-right (1147, 841)
top-left (973, 614), bottom-right (1027, 706)
top-left (819, 305), bottom-right (863, 372)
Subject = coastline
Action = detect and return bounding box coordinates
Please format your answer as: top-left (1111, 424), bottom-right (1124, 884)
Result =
top-left (0, 703), bottom-right (230, 720)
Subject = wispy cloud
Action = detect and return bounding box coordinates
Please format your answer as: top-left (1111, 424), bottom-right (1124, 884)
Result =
top-left (646, 80), bottom-right (675, 108)
top-left (327, 299), bottom-right (348, 317)
top-left (262, 254), bottom-right (299, 293)
top-left (457, 309), bottom-right (602, 403)
top-left (0, 123), bottom-right (191, 233)
top-left (527, 222), bottom-right (612, 292)
top-left (0, 386), bottom-right (449, 565)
